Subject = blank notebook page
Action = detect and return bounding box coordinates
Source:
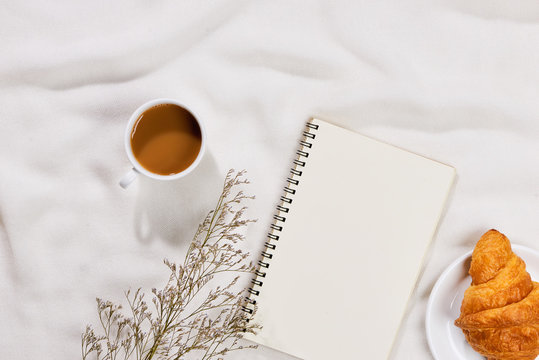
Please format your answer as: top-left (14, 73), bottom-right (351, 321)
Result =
top-left (244, 118), bottom-right (455, 359)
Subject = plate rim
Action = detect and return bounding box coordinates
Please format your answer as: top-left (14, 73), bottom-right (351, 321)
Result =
top-left (425, 244), bottom-right (539, 360)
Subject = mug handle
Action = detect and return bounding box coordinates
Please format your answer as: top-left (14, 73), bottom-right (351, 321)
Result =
top-left (119, 168), bottom-right (139, 189)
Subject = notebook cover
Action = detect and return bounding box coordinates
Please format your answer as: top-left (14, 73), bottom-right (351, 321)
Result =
top-left (244, 118), bottom-right (455, 359)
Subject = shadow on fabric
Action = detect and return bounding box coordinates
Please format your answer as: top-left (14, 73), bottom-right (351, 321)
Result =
top-left (133, 150), bottom-right (221, 246)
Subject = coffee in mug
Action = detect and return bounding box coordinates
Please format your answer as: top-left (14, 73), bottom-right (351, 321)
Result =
top-left (130, 104), bottom-right (202, 175)
top-left (120, 99), bottom-right (206, 188)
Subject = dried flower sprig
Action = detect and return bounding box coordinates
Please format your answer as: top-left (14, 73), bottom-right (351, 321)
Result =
top-left (82, 169), bottom-right (260, 360)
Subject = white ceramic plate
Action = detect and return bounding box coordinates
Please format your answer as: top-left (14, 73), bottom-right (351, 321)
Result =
top-left (425, 244), bottom-right (539, 360)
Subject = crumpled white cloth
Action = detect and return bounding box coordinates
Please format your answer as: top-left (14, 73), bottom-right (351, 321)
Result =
top-left (1, 0), bottom-right (538, 359)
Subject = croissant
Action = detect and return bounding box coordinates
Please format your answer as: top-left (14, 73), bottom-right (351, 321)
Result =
top-left (455, 229), bottom-right (539, 360)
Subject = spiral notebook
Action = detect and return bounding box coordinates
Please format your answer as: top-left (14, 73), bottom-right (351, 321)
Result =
top-left (243, 118), bottom-right (455, 359)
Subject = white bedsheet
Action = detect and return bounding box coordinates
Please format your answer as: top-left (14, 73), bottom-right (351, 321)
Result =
top-left (1, 1), bottom-right (538, 359)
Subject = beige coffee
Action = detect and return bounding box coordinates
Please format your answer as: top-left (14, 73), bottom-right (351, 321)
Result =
top-left (130, 104), bottom-right (202, 175)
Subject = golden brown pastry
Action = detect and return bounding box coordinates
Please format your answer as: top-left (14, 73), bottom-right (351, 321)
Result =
top-left (455, 229), bottom-right (539, 360)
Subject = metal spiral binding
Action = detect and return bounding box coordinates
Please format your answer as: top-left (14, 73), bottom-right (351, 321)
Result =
top-left (242, 121), bottom-right (320, 316)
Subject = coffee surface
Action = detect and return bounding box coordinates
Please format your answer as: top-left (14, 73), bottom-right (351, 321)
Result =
top-left (131, 104), bottom-right (202, 175)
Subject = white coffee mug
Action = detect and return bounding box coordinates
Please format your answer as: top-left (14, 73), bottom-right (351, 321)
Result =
top-left (119, 98), bottom-right (206, 189)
